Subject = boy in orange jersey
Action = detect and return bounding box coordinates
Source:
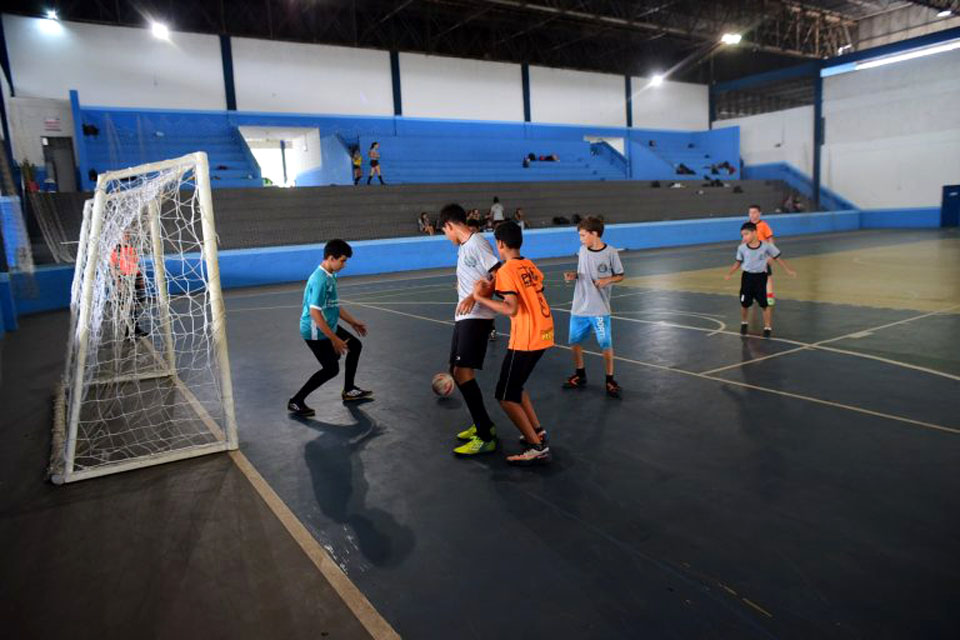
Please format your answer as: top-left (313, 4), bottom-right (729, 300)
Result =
top-left (747, 204), bottom-right (777, 306)
top-left (472, 221), bottom-right (554, 466)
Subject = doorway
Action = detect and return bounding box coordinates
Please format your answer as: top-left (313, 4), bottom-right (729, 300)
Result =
top-left (41, 136), bottom-right (77, 192)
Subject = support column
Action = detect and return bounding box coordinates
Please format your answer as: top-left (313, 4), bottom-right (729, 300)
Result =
top-left (812, 73), bottom-right (823, 210)
top-left (390, 51), bottom-right (402, 116)
top-left (521, 63), bottom-right (531, 122)
top-left (219, 34), bottom-right (237, 111)
top-left (624, 75), bottom-right (633, 128)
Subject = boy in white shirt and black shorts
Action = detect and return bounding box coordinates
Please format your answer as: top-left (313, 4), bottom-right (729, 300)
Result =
top-left (725, 222), bottom-right (796, 337)
top-left (437, 203), bottom-right (503, 456)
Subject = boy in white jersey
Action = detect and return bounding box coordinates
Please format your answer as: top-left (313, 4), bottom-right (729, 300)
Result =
top-left (562, 216), bottom-right (625, 397)
top-left (288, 239), bottom-right (372, 417)
top-left (724, 222), bottom-right (796, 338)
top-left (437, 203), bottom-right (502, 456)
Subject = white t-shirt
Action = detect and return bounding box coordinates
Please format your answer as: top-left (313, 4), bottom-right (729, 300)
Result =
top-left (456, 233), bottom-right (500, 321)
top-left (490, 203), bottom-right (505, 221)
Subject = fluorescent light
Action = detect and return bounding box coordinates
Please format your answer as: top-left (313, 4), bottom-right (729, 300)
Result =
top-left (721, 33), bottom-right (742, 45)
top-left (837, 44), bottom-right (853, 55)
top-left (856, 40), bottom-right (960, 70)
top-left (937, 10), bottom-right (952, 18)
top-left (649, 74), bottom-right (665, 87)
top-left (38, 17), bottom-right (63, 35)
top-left (46, 9), bottom-right (58, 20)
top-left (151, 22), bottom-right (170, 40)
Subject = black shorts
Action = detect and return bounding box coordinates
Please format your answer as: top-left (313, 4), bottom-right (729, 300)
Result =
top-left (495, 349), bottom-right (545, 403)
top-left (370, 159), bottom-right (380, 168)
top-left (449, 318), bottom-right (494, 370)
top-left (740, 272), bottom-right (769, 308)
top-left (766, 264), bottom-right (773, 275)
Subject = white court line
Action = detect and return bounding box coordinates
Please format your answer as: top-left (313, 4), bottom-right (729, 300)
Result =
top-left (701, 303), bottom-right (960, 380)
top-left (229, 451), bottom-right (401, 640)
top-left (348, 301), bottom-right (958, 436)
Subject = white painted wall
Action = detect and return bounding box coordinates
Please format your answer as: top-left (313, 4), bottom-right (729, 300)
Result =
top-left (714, 106), bottom-right (814, 176)
top-left (232, 38), bottom-right (392, 115)
top-left (0, 70), bottom-right (10, 142)
top-left (3, 14), bottom-right (225, 109)
top-left (400, 53), bottom-right (523, 121)
top-left (284, 130), bottom-right (323, 185)
top-left (7, 97), bottom-right (74, 167)
top-left (529, 66), bottom-right (625, 127)
top-left (631, 78), bottom-right (708, 130)
top-left (822, 48), bottom-right (960, 207)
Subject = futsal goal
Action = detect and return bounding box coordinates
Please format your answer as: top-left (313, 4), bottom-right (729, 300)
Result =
top-left (51, 152), bottom-right (237, 484)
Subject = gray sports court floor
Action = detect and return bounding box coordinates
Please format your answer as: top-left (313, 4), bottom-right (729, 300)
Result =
top-left (2, 228), bottom-right (958, 639)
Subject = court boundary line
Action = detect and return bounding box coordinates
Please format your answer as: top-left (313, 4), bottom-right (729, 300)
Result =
top-left (228, 450), bottom-right (402, 640)
top-left (235, 292), bottom-right (960, 384)
top-left (701, 303), bottom-right (960, 379)
top-left (347, 301), bottom-right (958, 436)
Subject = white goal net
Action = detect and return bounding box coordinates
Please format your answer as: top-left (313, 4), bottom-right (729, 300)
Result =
top-left (51, 152), bottom-right (237, 484)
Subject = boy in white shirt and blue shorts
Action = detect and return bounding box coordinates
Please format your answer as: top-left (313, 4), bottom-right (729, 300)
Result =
top-left (562, 216), bottom-right (625, 398)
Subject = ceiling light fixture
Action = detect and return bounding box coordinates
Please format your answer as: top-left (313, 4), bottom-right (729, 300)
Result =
top-left (151, 22), bottom-right (170, 40)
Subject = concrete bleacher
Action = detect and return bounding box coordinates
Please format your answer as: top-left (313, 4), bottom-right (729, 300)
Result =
top-left (208, 179), bottom-right (801, 248)
top-left (359, 136), bottom-right (625, 184)
top-left (82, 117), bottom-right (262, 190)
top-left (25, 178), bottom-right (804, 263)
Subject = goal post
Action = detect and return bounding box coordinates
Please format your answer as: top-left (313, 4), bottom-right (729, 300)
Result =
top-left (51, 152), bottom-right (238, 484)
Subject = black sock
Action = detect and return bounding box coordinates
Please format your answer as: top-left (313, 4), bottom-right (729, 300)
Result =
top-left (378, 175), bottom-right (384, 184)
top-left (456, 378), bottom-right (495, 440)
top-left (606, 374), bottom-right (614, 383)
top-left (576, 367), bottom-right (586, 379)
top-left (367, 176), bottom-right (372, 184)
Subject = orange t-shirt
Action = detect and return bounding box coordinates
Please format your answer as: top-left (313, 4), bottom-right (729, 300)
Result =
top-left (756, 220), bottom-right (774, 243)
top-left (494, 257), bottom-right (554, 351)
top-left (110, 246), bottom-right (140, 276)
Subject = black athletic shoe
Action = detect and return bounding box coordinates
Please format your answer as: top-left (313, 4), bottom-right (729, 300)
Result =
top-left (763, 328), bottom-right (772, 339)
top-left (740, 323), bottom-right (748, 335)
top-left (605, 379), bottom-right (622, 398)
top-left (287, 399), bottom-right (315, 417)
top-left (342, 387), bottom-right (374, 402)
top-left (562, 373), bottom-right (587, 389)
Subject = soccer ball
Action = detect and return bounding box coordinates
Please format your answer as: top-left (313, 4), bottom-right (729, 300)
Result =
top-left (432, 372), bottom-right (455, 397)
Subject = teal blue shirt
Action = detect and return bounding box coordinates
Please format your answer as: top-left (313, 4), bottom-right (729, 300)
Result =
top-left (300, 266), bottom-right (339, 340)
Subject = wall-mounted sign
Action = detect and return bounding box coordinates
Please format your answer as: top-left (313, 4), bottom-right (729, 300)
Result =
top-left (43, 117), bottom-right (62, 132)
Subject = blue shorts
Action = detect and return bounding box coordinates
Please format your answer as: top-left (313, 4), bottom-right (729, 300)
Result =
top-left (568, 315), bottom-right (613, 350)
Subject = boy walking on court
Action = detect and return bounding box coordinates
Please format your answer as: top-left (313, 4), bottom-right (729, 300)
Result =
top-left (748, 205), bottom-right (777, 306)
top-left (438, 204), bottom-right (502, 457)
top-left (725, 222), bottom-right (795, 338)
top-left (472, 221), bottom-right (554, 465)
top-left (562, 216), bottom-right (625, 398)
top-left (288, 239), bottom-right (373, 416)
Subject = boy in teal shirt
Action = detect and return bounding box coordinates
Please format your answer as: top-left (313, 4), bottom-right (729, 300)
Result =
top-left (288, 239), bottom-right (372, 416)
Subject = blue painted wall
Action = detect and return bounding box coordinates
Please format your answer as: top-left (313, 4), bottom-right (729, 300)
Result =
top-left (14, 207), bottom-right (941, 317)
top-left (295, 134), bottom-right (352, 187)
top-left (73, 97), bottom-right (740, 188)
top-left (859, 207), bottom-right (941, 228)
top-left (743, 162), bottom-right (856, 211)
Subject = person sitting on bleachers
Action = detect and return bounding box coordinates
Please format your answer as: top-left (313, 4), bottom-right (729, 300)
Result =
top-left (418, 212), bottom-right (435, 236)
top-left (514, 208), bottom-right (527, 230)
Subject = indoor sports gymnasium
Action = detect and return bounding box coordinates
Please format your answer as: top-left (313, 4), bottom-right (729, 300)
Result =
top-left (0, 1), bottom-right (958, 638)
